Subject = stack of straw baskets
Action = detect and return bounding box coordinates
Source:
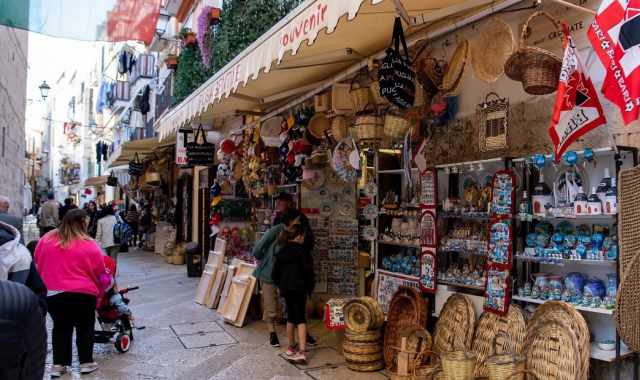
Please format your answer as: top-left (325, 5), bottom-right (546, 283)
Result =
top-left (409, 295), bottom-right (589, 380)
top-left (343, 297), bottom-right (385, 372)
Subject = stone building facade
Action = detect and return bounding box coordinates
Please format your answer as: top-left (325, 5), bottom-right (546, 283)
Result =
top-left (0, 25), bottom-right (28, 215)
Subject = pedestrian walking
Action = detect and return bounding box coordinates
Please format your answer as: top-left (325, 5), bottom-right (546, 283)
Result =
top-left (34, 209), bottom-right (106, 377)
top-left (86, 201), bottom-right (98, 238)
top-left (272, 210), bottom-right (315, 364)
top-left (0, 280), bottom-right (47, 380)
top-left (125, 205), bottom-right (140, 247)
top-left (58, 198), bottom-right (76, 221)
top-left (0, 221), bottom-right (31, 284)
top-left (37, 193), bottom-right (59, 237)
top-left (96, 205), bottom-right (119, 262)
top-left (0, 195), bottom-right (24, 243)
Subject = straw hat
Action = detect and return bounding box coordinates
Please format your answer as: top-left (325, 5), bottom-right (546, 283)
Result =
top-left (260, 117), bottom-right (284, 147)
top-left (441, 38), bottom-right (469, 96)
top-left (471, 17), bottom-right (515, 83)
top-left (308, 112), bottom-right (331, 139)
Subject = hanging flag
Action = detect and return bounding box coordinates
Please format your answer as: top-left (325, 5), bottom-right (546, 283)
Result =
top-left (0, 0), bottom-right (161, 45)
top-left (549, 25), bottom-right (606, 161)
top-left (587, 0), bottom-right (640, 125)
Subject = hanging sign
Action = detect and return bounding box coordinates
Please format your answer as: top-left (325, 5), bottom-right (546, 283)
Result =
top-left (176, 129), bottom-right (192, 166)
top-left (185, 125), bottom-right (216, 166)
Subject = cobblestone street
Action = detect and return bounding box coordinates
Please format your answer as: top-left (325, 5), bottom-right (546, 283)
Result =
top-left (44, 249), bottom-right (389, 380)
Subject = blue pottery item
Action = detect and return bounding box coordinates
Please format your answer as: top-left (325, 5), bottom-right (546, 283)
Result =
top-left (564, 234), bottom-right (577, 249)
top-left (576, 244), bottom-right (587, 259)
top-left (603, 237), bottom-right (614, 250)
top-left (583, 148), bottom-right (595, 162)
top-left (584, 278), bottom-right (606, 299)
top-left (564, 151), bottom-right (578, 166)
top-left (557, 221), bottom-right (573, 235)
top-left (535, 222), bottom-right (554, 235)
top-left (565, 272), bottom-right (585, 293)
top-left (607, 244), bottom-right (618, 260)
top-left (527, 233), bottom-right (539, 248)
top-left (536, 234), bottom-right (550, 248)
top-left (552, 233), bottom-right (565, 247)
top-left (535, 246), bottom-right (545, 258)
top-left (592, 233), bottom-right (605, 250)
top-left (607, 273), bottom-right (617, 297)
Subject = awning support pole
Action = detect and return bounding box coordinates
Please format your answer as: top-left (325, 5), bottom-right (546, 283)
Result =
top-left (392, 0), bottom-right (412, 24)
top-left (545, 0), bottom-right (596, 15)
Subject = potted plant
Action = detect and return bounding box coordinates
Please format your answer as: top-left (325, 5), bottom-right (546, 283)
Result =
top-left (179, 27), bottom-right (197, 46)
top-left (165, 54), bottom-right (178, 69)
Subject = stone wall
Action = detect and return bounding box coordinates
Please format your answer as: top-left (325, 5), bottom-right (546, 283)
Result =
top-left (0, 26), bottom-right (28, 215)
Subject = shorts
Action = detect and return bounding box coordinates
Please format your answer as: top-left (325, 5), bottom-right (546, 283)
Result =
top-left (261, 281), bottom-right (278, 323)
top-left (283, 293), bottom-right (307, 325)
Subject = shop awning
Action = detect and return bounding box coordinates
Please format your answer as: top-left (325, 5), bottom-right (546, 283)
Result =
top-left (84, 176), bottom-right (108, 187)
top-left (106, 136), bottom-right (176, 168)
top-left (157, 0), bottom-right (518, 140)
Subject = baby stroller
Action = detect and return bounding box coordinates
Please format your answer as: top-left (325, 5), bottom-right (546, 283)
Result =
top-left (94, 286), bottom-right (138, 353)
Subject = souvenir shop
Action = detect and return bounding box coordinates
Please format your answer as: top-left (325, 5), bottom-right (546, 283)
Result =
top-left (154, 0), bottom-right (640, 378)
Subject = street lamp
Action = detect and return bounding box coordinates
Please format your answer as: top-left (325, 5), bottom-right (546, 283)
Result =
top-left (155, 11), bottom-right (171, 38)
top-left (38, 81), bottom-right (50, 100)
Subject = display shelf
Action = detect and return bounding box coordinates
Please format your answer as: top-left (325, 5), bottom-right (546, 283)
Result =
top-left (517, 214), bottom-right (616, 223)
top-left (438, 247), bottom-right (487, 257)
top-left (512, 295), bottom-right (614, 315)
top-left (591, 342), bottom-right (633, 362)
top-left (378, 168), bottom-right (419, 174)
top-left (378, 240), bottom-right (420, 249)
top-left (438, 280), bottom-right (485, 291)
top-left (515, 254), bottom-right (616, 266)
top-left (440, 212), bottom-right (491, 221)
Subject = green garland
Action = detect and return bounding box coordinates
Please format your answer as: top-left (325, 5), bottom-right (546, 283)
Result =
top-left (173, 43), bottom-right (209, 104)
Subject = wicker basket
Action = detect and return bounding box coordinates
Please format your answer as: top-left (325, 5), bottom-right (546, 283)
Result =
top-left (331, 115), bottom-right (349, 141)
top-left (314, 93), bottom-right (330, 112)
top-left (346, 329), bottom-right (382, 343)
top-left (615, 252), bottom-right (640, 352)
top-left (344, 297), bottom-right (383, 332)
top-left (504, 11), bottom-right (562, 95)
top-left (433, 294), bottom-right (475, 355)
top-left (527, 301), bottom-right (589, 380)
top-left (346, 359), bottom-right (385, 372)
top-left (343, 339), bottom-right (383, 355)
top-left (355, 111), bottom-right (383, 141)
top-left (389, 324), bottom-right (433, 374)
top-left (524, 320), bottom-right (580, 380)
top-left (618, 164), bottom-right (640, 277)
top-left (484, 332), bottom-right (525, 380)
top-left (384, 287), bottom-right (429, 369)
top-left (370, 79), bottom-right (388, 105)
top-left (344, 350), bottom-right (384, 364)
top-left (384, 114), bottom-right (411, 140)
top-left (441, 351), bottom-right (476, 380)
top-left (472, 306), bottom-right (526, 378)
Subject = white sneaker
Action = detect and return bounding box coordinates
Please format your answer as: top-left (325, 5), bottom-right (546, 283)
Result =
top-left (50, 365), bottom-right (67, 378)
top-left (79, 362), bottom-right (99, 374)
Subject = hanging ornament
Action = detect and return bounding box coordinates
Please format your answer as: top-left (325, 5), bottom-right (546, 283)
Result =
top-left (220, 139), bottom-right (236, 155)
top-left (563, 151), bottom-right (578, 167)
top-left (210, 182), bottom-right (221, 197)
top-left (533, 154), bottom-right (546, 169)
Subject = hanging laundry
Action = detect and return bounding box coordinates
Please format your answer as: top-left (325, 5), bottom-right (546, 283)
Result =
top-left (134, 85), bottom-right (151, 115)
top-left (96, 80), bottom-right (108, 114)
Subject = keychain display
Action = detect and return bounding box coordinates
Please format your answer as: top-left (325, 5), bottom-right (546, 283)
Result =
top-left (484, 267), bottom-right (511, 315)
top-left (420, 247), bottom-right (437, 293)
top-left (419, 209), bottom-right (437, 247)
top-left (488, 217), bottom-right (513, 267)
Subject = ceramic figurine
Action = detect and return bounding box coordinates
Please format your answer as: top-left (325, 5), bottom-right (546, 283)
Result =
top-left (588, 186), bottom-right (603, 215)
top-left (574, 186), bottom-right (589, 216)
top-left (605, 177), bottom-right (618, 214)
top-left (532, 173), bottom-right (553, 216)
top-left (531, 285), bottom-right (540, 299)
top-left (561, 289), bottom-right (571, 302)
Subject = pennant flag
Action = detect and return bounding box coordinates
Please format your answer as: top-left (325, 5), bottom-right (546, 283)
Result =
top-left (549, 25), bottom-right (606, 161)
top-left (0, 0), bottom-right (161, 45)
top-left (587, 0), bottom-right (640, 125)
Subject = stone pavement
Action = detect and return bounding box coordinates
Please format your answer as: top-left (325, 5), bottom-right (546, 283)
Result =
top-left (44, 249), bottom-right (389, 380)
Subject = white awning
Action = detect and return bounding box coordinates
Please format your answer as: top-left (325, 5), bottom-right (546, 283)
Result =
top-left (156, 0), bottom-right (517, 140)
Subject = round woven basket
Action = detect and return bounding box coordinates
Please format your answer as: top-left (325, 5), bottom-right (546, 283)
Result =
top-left (346, 359), bottom-right (385, 372)
top-left (527, 301), bottom-right (589, 380)
top-left (344, 351), bottom-right (384, 364)
top-left (331, 116), bottom-right (350, 141)
top-left (472, 306), bottom-right (526, 378)
top-left (433, 294), bottom-right (475, 355)
top-left (384, 114), bottom-right (410, 140)
top-left (346, 329), bottom-right (382, 343)
top-left (525, 319), bottom-right (580, 380)
top-left (486, 352), bottom-right (525, 380)
top-left (384, 287), bottom-right (429, 369)
top-left (504, 11), bottom-right (562, 95)
top-left (343, 339), bottom-right (383, 355)
top-left (389, 324), bottom-right (433, 373)
top-left (359, 296), bottom-right (385, 330)
top-left (471, 17), bottom-right (515, 83)
top-left (441, 38), bottom-right (469, 96)
top-left (615, 252), bottom-right (640, 352)
top-left (414, 365), bottom-right (446, 380)
top-left (441, 351), bottom-right (476, 380)
top-left (355, 114), bottom-right (383, 141)
top-left (345, 302), bottom-right (373, 333)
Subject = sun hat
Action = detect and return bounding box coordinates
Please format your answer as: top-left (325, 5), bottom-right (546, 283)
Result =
top-left (471, 17), bottom-right (515, 83)
top-left (441, 38), bottom-right (469, 96)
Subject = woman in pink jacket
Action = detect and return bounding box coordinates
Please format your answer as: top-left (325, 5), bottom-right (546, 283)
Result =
top-left (35, 209), bottom-right (106, 377)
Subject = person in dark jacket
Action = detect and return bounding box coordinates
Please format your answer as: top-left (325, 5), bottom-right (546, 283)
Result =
top-left (0, 280), bottom-right (47, 380)
top-left (273, 192), bottom-right (314, 252)
top-left (272, 214), bottom-right (314, 364)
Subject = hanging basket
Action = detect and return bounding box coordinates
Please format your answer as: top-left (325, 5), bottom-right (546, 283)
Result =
top-left (504, 11), bottom-right (563, 95)
top-left (331, 115), bottom-right (350, 141)
top-left (384, 114), bottom-right (410, 140)
top-left (354, 106), bottom-right (383, 141)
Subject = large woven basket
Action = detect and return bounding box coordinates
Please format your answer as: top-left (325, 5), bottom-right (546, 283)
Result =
top-left (384, 114), bottom-right (411, 140)
top-left (504, 11), bottom-right (562, 95)
top-left (389, 324), bottom-right (433, 373)
top-left (355, 112), bottom-right (384, 141)
top-left (384, 287), bottom-right (429, 369)
top-left (472, 305), bottom-right (526, 378)
top-left (524, 320), bottom-right (580, 380)
top-left (615, 252), bottom-right (640, 352)
top-left (618, 164), bottom-right (640, 277)
top-left (433, 294), bottom-right (475, 355)
top-left (441, 351), bottom-right (476, 380)
top-left (346, 329), bottom-right (382, 343)
top-left (484, 332), bottom-right (525, 380)
top-left (346, 359), bottom-right (385, 372)
top-left (527, 301), bottom-right (589, 380)
top-left (343, 339), bottom-right (383, 355)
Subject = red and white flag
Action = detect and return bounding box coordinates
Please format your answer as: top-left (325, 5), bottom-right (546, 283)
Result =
top-left (549, 25), bottom-right (607, 161)
top-left (588, 0), bottom-right (640, 125)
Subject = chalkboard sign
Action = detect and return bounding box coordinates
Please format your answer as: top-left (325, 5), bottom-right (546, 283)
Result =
top-left (185, 125), bottom-right (215, 166)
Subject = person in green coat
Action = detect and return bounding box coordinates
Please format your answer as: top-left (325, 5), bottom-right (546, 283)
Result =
top-left (252, 221), bottom-right (284, 348)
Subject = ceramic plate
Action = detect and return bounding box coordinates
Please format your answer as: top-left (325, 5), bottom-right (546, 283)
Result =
top-left (362, 226), bottom-right (378, 241)
top-left (363, 204), bottom-right (378, 220)
top-left (337, 201), bottom-right (354, 217)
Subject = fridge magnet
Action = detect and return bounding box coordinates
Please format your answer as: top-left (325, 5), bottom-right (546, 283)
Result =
top-left (488, 217), bottom-right (513, 267)
top-left (420, 247), bottom-right (437, 293)
top-left (419, 168), bottom-right (438, 207)
top-left (484, 267), bottom-right (511, 315)
top-left (491, 170), bottom-right (516, 216)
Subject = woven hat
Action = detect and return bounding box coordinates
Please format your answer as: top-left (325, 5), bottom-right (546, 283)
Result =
top-left (471, 17), bottom-right (515, 83)
top-left (308, 112), bottom-right (331, 139)
top-left (441, 38), bottom-right (469, 96)
top-left (260, 117), bottom-right (284, 147)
